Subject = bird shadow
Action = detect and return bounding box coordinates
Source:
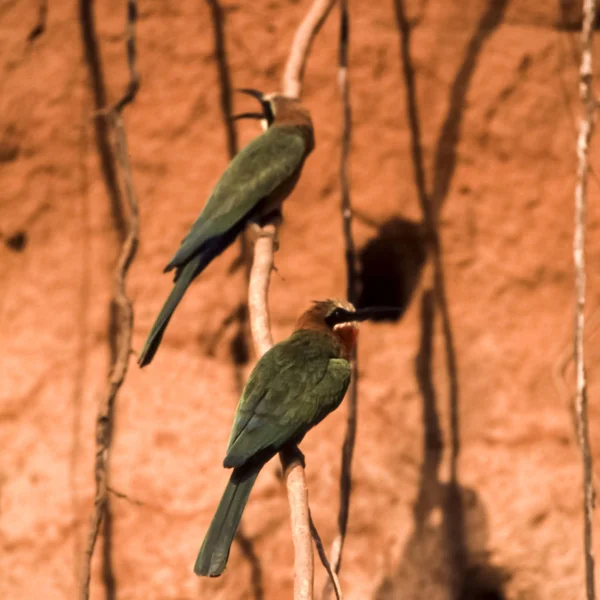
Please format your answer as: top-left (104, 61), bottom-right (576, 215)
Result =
top-left (356, 217), bottom-right (427, 320)
top-left (375, 0), bottom-right (510, 597)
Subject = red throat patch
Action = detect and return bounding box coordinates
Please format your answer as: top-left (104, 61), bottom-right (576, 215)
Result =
top-left (334, 324), bottom-right (359, 358)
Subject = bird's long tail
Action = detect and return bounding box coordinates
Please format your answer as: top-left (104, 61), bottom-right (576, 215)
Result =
top-left (137, 255), bottom-right (202, 367)
top-left (194, 466), bottom-right (260, 577)
top-left (138, 225), bottom-right (246, 368)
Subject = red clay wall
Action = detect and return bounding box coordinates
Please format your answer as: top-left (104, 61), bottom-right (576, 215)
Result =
top-left (1, 1), bottom-right (599, 598)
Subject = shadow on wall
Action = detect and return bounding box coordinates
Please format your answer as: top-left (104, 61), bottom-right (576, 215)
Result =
top-left (204, 1), bottom-right (262, 598)
top-left (375, 483), bottom-right (509, 600)
top-left (356, 217), bottom-right (427, 320)
top-left (373, 0), bottom-right (512, 597)
top-left (557, 0), bottom-right (600, 30)
top-left (375, 294), bottom-right (508, 600)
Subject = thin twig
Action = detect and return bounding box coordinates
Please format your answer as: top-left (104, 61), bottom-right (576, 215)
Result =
top-left (325, 1), bottom-right (357, 595)
top-left (78, 3), bottom-right (140, 600)
top-left (107, 486), bottom-right (145, 507)
top-left (246, 2), bottom-right (338, 598)
top-left (309, 511), bottom-right (343, 600)
top-left (114, 0), bottom-right (140, 114)
top-left (574, 2), bottom-right (597, 599)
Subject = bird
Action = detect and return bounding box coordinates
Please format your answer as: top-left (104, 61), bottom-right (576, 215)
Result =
top-left (194, 299), bottom-right (387, 577)
top-left (138, 89), bottom-right (315, 367)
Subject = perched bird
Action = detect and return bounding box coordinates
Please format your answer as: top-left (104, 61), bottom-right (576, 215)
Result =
top-left (194, 299), bottom-right (386, 577)
top-left (138, 89), bottom-right (314, 367)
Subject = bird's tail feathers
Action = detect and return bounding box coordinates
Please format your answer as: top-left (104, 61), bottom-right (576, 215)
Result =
top-left (139, 220), bottom-right (254, 367)
top-left (137, 256), bottom-right (201, 367)
top-left (194, 467), bottom-right (260, 577)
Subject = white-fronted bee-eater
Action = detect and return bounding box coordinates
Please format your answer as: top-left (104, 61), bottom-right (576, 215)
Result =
top-left (138, 89), bottom-right (314, 367)
top-left (194, 300), bottom-right (395, 577)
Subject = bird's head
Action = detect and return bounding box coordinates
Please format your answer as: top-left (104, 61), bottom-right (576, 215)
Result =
top-left (296, 299), bottom-right (399, 359)
top-left (233, 89), bottom-right (314, 149)
top-left (295, 299), bottom-right (359, 358)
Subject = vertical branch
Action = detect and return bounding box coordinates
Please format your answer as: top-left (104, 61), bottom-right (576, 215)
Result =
top-left (114, 0), bottom-right (140, 114)
top-left (78, 3), bottom-right (140, 600)
top-left (246, 2), bottom-right (338, 599)
top-left (279, 446), bottom-right (315, 600)
top-left (574, 2), bottom-right (597, 599)
top-left (338, 0), bottom-right (357, 305)
top-left (283, 0), bottom-right (338, 100)
top-left (248, 223), bottom-right (276, 356)
top-left (326, 1), bottom-right (357, 593)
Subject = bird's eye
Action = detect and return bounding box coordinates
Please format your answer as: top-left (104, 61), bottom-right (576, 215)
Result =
top-left (325, 307), bottom-right (345, 328)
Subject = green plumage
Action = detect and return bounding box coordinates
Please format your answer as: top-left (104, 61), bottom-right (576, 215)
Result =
top-left (166, 126), bottom-right (308, 272)
top-left (138, 126), bottom-right (309, 367)
top-left (194, 330), bottom-right (351, 577)
top-left (194, 467), bottom-right (259, 577)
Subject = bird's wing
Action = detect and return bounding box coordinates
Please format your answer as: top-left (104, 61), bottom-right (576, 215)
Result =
top-left (165, 126), bottom-right (307, 271)
top-left (223, 335), bottom-right (351, 469)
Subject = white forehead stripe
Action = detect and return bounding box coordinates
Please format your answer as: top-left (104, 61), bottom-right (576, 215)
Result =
top-left (331, 299), bottom-right (356, 312)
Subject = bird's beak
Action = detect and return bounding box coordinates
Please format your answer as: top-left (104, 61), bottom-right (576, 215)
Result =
top-left (345, 306), bottom-right (403, 323)
top-left (235, 88), bottom-right (264, 102)
top-left (231, 112), bottom-right (265, 121)
top-left (232, 89), bottom-right (273, 126)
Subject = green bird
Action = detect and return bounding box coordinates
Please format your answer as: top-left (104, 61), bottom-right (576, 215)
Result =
top-left (194, 299), bottom-right (386, 577)
top-left (138, 89), bottom-right (315, 367)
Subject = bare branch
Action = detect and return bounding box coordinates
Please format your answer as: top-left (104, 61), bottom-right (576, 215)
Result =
top-left (78, 3), bottom-right (140, 600)
top-left (283, 0), bottom-right (337, 99)
top-left (574, 2), bottom-right (597, 599)
top-left (325, 1), bottom-right (358, 595)
top-left (278, 447), bottom-right (315, 600)
top-left (248, 223), bottom-right (277, 356)
top-left (114, 0), bottom-right (140, 114)
top-left (107, 486), bottom-right (145, 507)
top-left (246, 1), bottom-right (338, 598)
top-left (309, 511), bottom-right (343, 600)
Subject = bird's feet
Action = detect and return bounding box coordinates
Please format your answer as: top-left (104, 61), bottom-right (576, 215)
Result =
top-left (279, 445), bottom-right (306, 470)
top-left (250, 208), bottom-right (282, 229)
top-left (248, 212), bottom-right (282, 252)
